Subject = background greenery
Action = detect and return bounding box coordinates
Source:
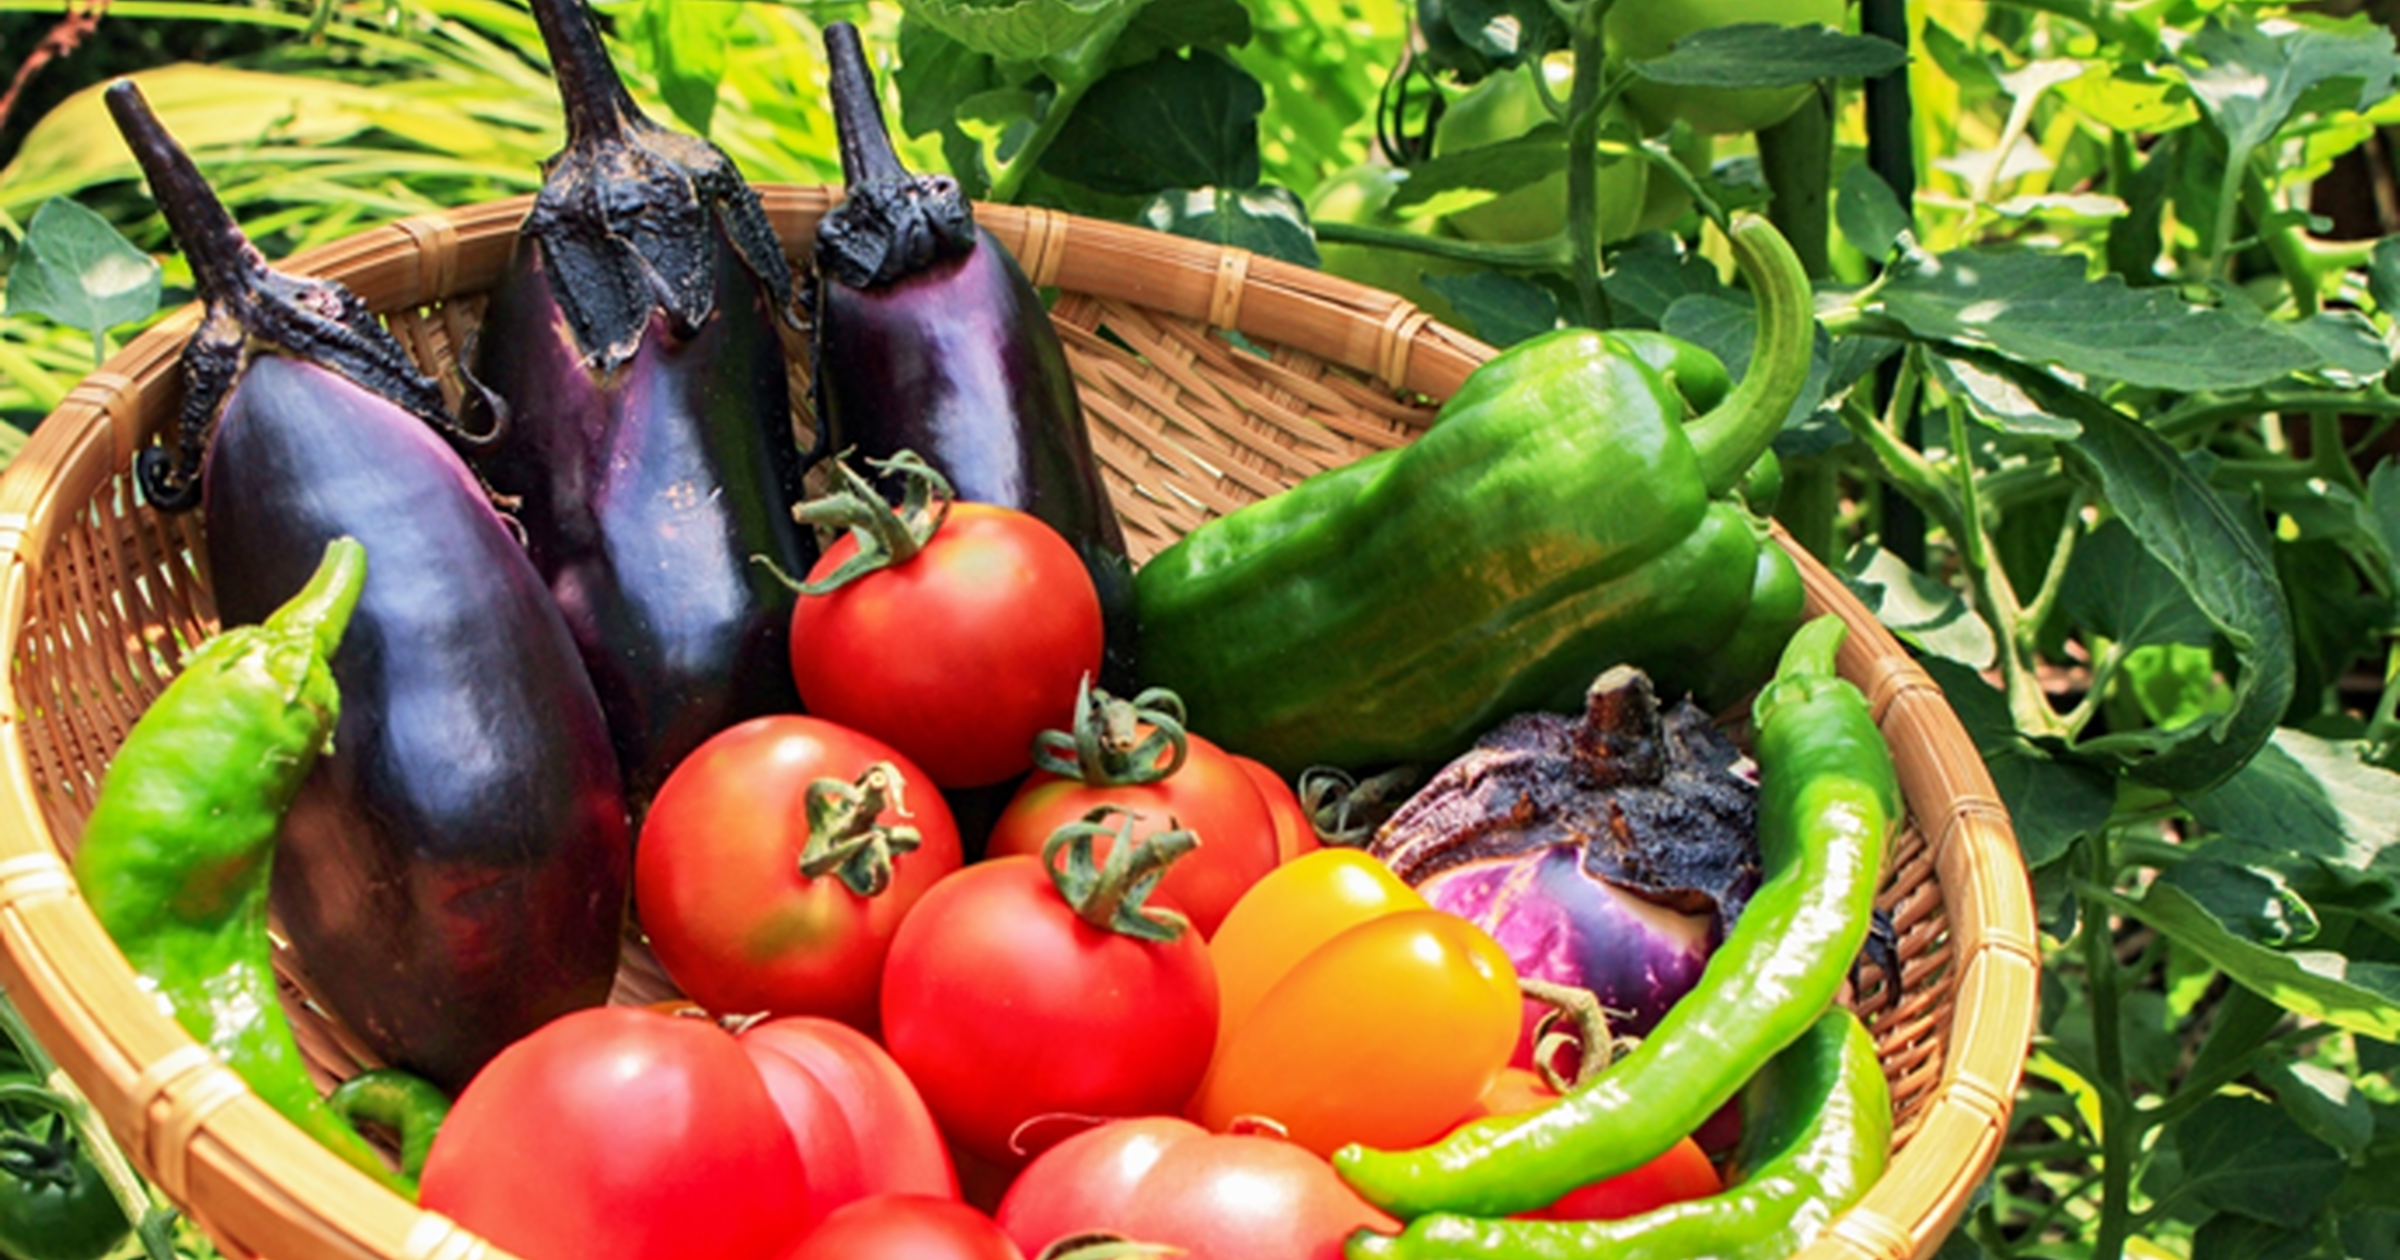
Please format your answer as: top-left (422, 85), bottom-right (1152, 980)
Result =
top-left (5, 2), bottom-right (2400, 1259)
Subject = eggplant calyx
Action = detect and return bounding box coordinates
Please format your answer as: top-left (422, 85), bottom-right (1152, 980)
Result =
top-left (104, 78), bottom-right (455, 512)
top-left (796, 762), bottom-right (924, 897)
top-left (524, 0), bottom-right (795, 369)
top-left (1030, 679), bottom-right (1190, 787)
top-left (817, 20), bottom-right (976, 290)
top-left (1039, 805), bottom-right (1195, 943)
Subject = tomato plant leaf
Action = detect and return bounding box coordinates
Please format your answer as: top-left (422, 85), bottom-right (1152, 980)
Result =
top-left (1601, 232), bottom-right (1726, 328)
top-left (2179, 11), bottom-right (2400, 164)
top-left (1421, 271), bottom-right (1559, 348)
top-left (1039, 49), bottom-right (1262, 195)
top-left (1920, 658), bottom-right (2116, 869)
top-left (1836, 163), bottom-right (1912, 265)
top-left (2190, 1210), bottom-right (2327, 1260)
top-left (1929, 350), bottom-right (2081, 438)
top-left (2257, 1059), bottom-right (2376, 1163)
top-left (2060, 517), bottom-right (2217, 652)
top-left (1876, 247), bottom-right (2335, 391)
top-left (2369, 237), bottom-right (2400, 322)
top-left (1136, 185), bottom-right (1316, 266)
top-left (4, 198), bottom-right (161, 363)
top-left (1840, 543), bottom-right (1998, 669)
top-left (2279, 310), bottom-right (2393, 387)
top-left (896, 16), bottom-right (1003, 140)
top-left (1623, 24), bottom-right (1907, 90)
top-left (2184, 728), bottom-right (2400, 884)
top-left (621, 0), bottom-right (735, 137)
top-left (2361, 457), bottom-right (2400, 589)
top-left (1385, 126), bottom-right (1566, 216)
top-left (2088, 883), bottom-right (2400, 1042)
top-left (1433, 0), bottom-right (1564, 73)
top-left (2166, 1095), bottom-right (2346, 1229)
top-left (1112, 0), bottom-right (1249, 65)
top-left (897, 0), bottom-right (1156, 67)
top-left (2154, 857), bottom-right (2318, 948)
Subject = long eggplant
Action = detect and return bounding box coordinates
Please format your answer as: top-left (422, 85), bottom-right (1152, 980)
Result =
top-left (108, 81), bottom-right (630, 1095)
top-left (812, 22), bottom-right (1138, 689)
top-left (462, 0), bottom-right (815, 812)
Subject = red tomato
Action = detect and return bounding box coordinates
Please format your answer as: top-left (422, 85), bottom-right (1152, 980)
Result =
top-left (997, 1116), bottom-right (1395, 1260)
top-left (782, 1195), bottom-right (1023, 1260)
top-left (1466, 1067), bottom-right (1723, 1220)
top-left (986, 729), bottom-right (1278, 937)
top-left (1234, 753), bottom-right (1318, 863)
top-left (738, 1015), bottom-right (960, 1216)
top-left (636, 715), bottom-right (962, 1027)
top-left (791, 501), bottom-right (1103, 788)
top-left (420, 1007), bottom-right (811, 1260)
top-left (879, 853), bottom-right (1220, 1169)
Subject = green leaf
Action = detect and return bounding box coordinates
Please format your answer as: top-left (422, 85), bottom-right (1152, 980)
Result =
top-left (1601, 232), bottom-right (1727, 328)
top-left (2190, 1211), bottom-right (2327, 1260)
top-left (1836, 163), bottom-right (1912, 265)
top-left (898, 0), bottom-right (1156, 66)
top-left (2281, 310), bottom-right (2393, 387)
top-left (1840, 544), bottom-right (1998, 669)
top-left (2039, 381), bottom-right (2295, 793)
top-left (2061, 517), bottom-right (2217, 652)
top-left (2169, 1095), bottom-right (2347, 1229)
top-left (2363, 458), bottom-right (2400, 590)
top-left (1877, 247), bottom-right (2340, 392)
top-left (896, 17), bottom-right (1003, 140)
top-left (1422, 271), bottom-right (1561, 348)
top-left (2089, 883), bottom-right (2400, 1042)
top-left (1927, 350), bottom-right (2082, 439)
top-left (2370, 237), bottom-right (2400, 321)
top-left (1136, 186), bottom-right (1317, 267)
top-left (2259, 1059), bottom-right (2377, 1162)
top-left (623, 0), bottom-right (735, 137)
top-left (2184, 728), bottom-right (2400, 884)
top-left (1386, 126), bottom-right (1568, 217)
top-left (2154, 858), bottom-right (2319, 948)
top-left (1111, 0), bottom-right (1250, 66)
top-left (1623, 24), bottom-right (1909, 90)
top-left (1920, 659), bottom-right (2116, 869)
top-left (2181, 11), bottom-right (2400, 163)
top-left (3, 198), bottom-right (161, 355)
top-left (1435, 0), bottom-right (1565, 71)
top-left (1040, 49), bottom-right (1262, 196)
top-left (2120, 641), bottom-right (2236, 733)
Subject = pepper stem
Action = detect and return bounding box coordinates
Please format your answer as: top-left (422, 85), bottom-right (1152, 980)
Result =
top-left (797, 762), bottom-right (923, 897)
top-left (266, 537), bottom-right (369, 662)
top-left (1752, 614), bottom-right (1849, 731)
top-left (325, 1068), bottom-right (451, 1187)
top-left (1685, 213), bottom-right (1818, 500)
top-left (1029, 678), bottom-right (1190, 786)
top-left (1039, 806), bottom-right (1197, 943)
top-left (789, 450), bottom-right (954, 593)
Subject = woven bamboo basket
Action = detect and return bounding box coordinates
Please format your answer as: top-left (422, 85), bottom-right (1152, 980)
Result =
top-left (0, 187), bottom-right (2037, 1260)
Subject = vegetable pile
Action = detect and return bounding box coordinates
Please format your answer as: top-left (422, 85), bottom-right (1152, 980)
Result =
top-left (56, 6), bottom-right (1913, 1260)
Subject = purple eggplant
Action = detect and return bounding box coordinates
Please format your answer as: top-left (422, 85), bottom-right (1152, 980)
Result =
top-left (109, 80), bottom-right (630, 1094)
top-left (462, 0), bottom-right (815, 811)
top-left (812, 21), bottom-right (1138, 689)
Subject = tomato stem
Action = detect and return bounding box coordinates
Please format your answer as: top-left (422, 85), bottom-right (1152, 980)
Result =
top-left (790, 450), bottom-right (954, 594)
top-left (1030, 678), bottom-right (1190, 786)
top-left (1040, 806), bottom-right (1197, 942)
top-left (797, 762), bottom-right (924, 896)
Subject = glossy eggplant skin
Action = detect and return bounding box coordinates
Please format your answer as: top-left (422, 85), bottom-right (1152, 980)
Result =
top-left (469, 229), bottom-right (810, 810)
top-left (812, 21), bottom-right (1137, 689)
top-left (202, 354), bottom-right (631, 1095)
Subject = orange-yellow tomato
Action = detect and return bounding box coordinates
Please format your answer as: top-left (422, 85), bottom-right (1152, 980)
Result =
top-left (1206, 849), bottom-right (1426, 1057)
top-left (1193, 886), bottom-right (1519, 1157)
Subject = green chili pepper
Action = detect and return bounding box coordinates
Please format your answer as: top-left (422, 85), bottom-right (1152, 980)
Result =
top-left (1345, 1007), bottom-right (1890, 1260)
top-left (1333, 614), bottom-right (1898, 1218)
top-left (74, 538), bottom-right (433, 1197)
top-left (1131, 213), bottom-right (1816, 777)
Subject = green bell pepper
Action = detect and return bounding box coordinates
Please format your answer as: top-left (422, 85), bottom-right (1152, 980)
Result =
top-left (1131, 212), bottom-right (1815, 776)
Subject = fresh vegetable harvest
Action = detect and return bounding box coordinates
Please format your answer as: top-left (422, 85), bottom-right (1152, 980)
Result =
top-left (1334, 614), bottom-right (1897, 1217)
top-left (1132, 212), bottom-right (1814, 775)
top-left (789, 452), bottom-right (1103, 789)
top-left (1347, 1007), bottom-right (1890, 1258)
top-left (811, 21), bottom-right (1138, 690)
top-left (105, 81), bottom-right (632, 1094)
top-left (880, 810), bottom-right (1219, 1169)
top-left (461, 0), bottom-right (816, 812)
top-left (74, 539), bottom-right (415, 1194)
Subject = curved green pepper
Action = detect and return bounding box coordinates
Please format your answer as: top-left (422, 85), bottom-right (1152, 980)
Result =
top-left (1346, 1007), bottom-right (1891, 1259)
top-left (1333, 614), bottom-right (1898, 1217)
top-left (73, 539), bottom-right (436, 1197)
top-left (1132, 213), bottom-right (1815, 776)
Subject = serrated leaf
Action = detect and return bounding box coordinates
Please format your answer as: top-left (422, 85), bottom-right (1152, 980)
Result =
top-left (2184, 728), bottom-right (2400, 882)
top-left (1040, 49), bottom-right (1262, 195)
top-left (1877, 247), bottom-right (2336, 391)
top-left (898, 0), bottom-right (1155, 66)
top-left (1422, 271), bottom-right (1560, 348)
top-left (3, 198), bottom-right (161, 348)
top-left (2091, 882), bottom-right (2400, 1041)
top-left (2154, 858), bottom-right (2318, 947)
top-left (2168, 1095), bottom-right (2347, 1228)
top-left (2182, 11), bottom-right (2400, 161)
top-left (1624, 24), bottom-right (1908, 90)
top-left (2051, 392), bottom-right (2295, 792)
top-left (1137, 185), bottom-right (1316, 267)
top-left (1836, 163), bottom-right (1911, 264)
top-left (1841, 544), bottom-right (1998, 669)
top-left (2061, 517), bottom-right (2218, 651)
top-left (1929, 350), bottom-right (2082, 438)
top-left (1988, 193), bottom-right (2129, 222)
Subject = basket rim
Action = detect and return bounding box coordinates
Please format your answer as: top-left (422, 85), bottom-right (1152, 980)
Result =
top-left (0, 187), bottom-right (2038, 1260)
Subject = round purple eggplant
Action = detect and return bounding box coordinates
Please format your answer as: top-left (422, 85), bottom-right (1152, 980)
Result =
top-left (109, 80), bottom-right (630, 1094)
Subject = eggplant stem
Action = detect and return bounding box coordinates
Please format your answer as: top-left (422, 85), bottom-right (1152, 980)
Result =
top-left (104, 80), bottom-right (264, 306)
top-left (529, 0), bottom-right (642, 147)
top-left (824, 21), bottom-right (909, 188)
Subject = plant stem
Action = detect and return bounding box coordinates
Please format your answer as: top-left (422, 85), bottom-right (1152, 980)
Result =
top-left (1561, 0), bottom-right (1613, 328)
top-left (1312, 221), bottom-right (1568, 269)
top-left (988, 73), bottom-right (1098, 204)
top-left (2083, 833), bottom-right (2136, 1260)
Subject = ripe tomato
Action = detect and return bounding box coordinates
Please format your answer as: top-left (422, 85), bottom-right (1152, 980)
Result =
top-left (791, 500), bottom-right (1102, 788)
top-left (420, 1007), bottom-right (811, 1260)
top-left (636, 715), bottom-right (962, 1027)
top-left (1233, 753), bottom-right (1318, 863)
top-left (1605, 0), bottom-right (1848, 135)
top-left (1193, 906), bottom-right (1519, 1157)
top-left (738, 1015), bottom-right (959, 1216)
top-left (987, 726), bottom-right (1278, 938)
top-left (879, 850), bottom-right (1219, 1169)
top-left (997, 1116), bottom-right (1396, 1260)
top-left (1465, 1068), bottom-right (1723, 1219)
top-left (783, 1195), bottom-right (1024, 1260)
